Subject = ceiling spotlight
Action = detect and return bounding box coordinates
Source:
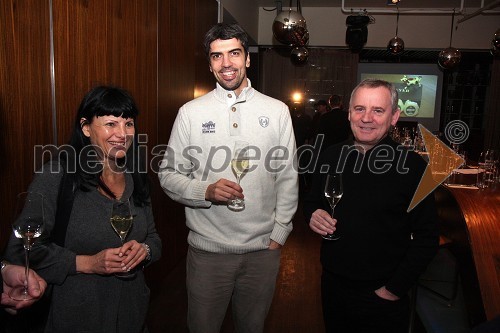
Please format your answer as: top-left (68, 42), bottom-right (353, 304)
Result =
top-left (387, 0), bottom-right (401, 5)
top-left (346, 14), bottom-right (370, 52)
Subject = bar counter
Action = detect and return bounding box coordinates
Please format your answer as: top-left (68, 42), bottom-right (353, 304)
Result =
top-left (435, 182), bottom-right (500, 325)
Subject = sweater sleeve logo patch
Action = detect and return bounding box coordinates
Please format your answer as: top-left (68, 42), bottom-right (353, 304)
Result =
top-left (258, 116), bottom-right (269, 128)
top-left (202, 121), bottom-right (216, 134)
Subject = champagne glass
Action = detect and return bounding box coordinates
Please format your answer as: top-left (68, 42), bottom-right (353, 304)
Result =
top-left (228, 141), bottom-right (250, 211)
top-left (110, 199), bottom-right (134, 277)
top-left (477, 149), bottom-right (497, 188)
top-left (10, 192), bottom-right (45, 301)
top-left (323, 174), bottom-right (343, 241)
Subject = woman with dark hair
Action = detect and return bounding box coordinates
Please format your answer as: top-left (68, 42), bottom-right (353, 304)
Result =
top-left (3, 86), bottom-right (161, 333)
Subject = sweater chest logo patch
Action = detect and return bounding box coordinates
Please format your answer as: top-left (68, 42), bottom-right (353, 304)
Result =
top-left (258, 116), bottom-right (269, 128)
top-left (202, 121), bottom-right (216, 134)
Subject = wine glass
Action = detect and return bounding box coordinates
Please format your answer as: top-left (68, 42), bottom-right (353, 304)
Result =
top-left (228, 141), bottom-right (250, 211)
top-left (323, 174), bottom-right (343, 241)
top-left (110, 199), bottom-right (134, 277)
top-left (478, 149), bottom-right (498, 187)
top-left (10, 192), bottom-right (45, 301)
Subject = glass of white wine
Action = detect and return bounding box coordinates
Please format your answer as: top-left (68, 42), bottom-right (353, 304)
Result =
top-left (228, 141), bottom-right (250, 211)
top-left (10, 192), bottom-right (45, 301)
top-left (323, 174), bottom-right (343, 241)
top-left (110, 199), bottom-right (134, 278)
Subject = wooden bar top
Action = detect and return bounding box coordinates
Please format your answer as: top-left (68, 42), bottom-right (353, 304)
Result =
top-left (443, 183), bottom-right (500, 321)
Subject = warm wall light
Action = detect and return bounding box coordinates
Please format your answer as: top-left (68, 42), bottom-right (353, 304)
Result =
top-left (292, 92), bottom-right (303, 103)
top-left (194, 87), bottom-right (207, 98)
top-left (388, 0), bottom-right (401, 4)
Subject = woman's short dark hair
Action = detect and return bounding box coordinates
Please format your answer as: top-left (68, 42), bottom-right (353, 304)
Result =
top-left (64, 85), bottom-right (150, 206)
top-left (203, 23), bottom-right (249, 61)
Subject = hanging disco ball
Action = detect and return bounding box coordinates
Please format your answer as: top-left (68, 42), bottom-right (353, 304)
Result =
top-left (438, 47), bottom-right (461, 70)
top-left (387, 36), bottom-right (405, 55)
top-left (290, 47), bottom-right (309, 66)
top-left (272, 10), bottom-right (309, 46)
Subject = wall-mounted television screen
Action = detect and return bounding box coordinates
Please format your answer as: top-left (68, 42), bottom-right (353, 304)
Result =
top-left (357, 63), bottom-right (443, 132)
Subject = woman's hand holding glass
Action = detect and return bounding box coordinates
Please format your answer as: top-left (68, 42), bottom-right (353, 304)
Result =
top-left (10, 192), bottom-right (45, 301)
top-left (110, 200), bottom-right (137, 278)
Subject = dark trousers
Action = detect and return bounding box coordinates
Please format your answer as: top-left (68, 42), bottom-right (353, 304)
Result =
top-left (321, 269), bottom-right (409, 333)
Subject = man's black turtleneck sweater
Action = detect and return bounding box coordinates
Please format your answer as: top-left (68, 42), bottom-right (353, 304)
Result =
top-left (303, 136), bottom-right (439, 297)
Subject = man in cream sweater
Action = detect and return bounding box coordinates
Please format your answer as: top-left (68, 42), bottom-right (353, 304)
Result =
top-left (158, 23), bottom-right (298, 333)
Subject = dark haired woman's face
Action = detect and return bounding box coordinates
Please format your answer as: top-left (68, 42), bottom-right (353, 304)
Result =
top-left (81, 115), bottom-right (135, 161)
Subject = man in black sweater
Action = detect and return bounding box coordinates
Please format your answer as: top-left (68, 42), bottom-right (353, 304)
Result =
top-left (304, 79), bottom-right (439, 333)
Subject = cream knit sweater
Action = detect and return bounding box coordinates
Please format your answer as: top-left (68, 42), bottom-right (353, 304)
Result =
top-left (158, 80), bottom-right (298, 254)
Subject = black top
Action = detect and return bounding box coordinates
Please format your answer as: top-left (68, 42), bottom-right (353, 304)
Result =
top-left (0, 262), bottom-right (3, 293)
top-left (291, 113), bottom-right (312, 147)
top-left (315, 108), bottom-right (351, 152)
top-left (303, 136), bottom-right (439, 297)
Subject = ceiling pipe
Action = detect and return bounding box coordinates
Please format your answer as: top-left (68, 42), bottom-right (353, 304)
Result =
top-left (341, 0), bottom-right (465, 15)
top-left (457, 0), bottom-right (500, 23)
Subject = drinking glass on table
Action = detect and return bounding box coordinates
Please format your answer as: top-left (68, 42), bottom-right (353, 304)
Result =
top-left (477, 149), bottom-right (497, 188)
top-left (323, 173), bottom-right (343, 241)
top-left (110, 199), bottom-right (135, 278)
top-left (228, 141), bottom-right (250, 211)
top-left (10, 192), bottom-right (45, 301)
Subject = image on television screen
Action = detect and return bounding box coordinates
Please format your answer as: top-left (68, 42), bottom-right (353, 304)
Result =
top-left (358, 63), bottom-right (443, 131)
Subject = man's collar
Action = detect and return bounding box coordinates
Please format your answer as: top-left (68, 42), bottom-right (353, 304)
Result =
top-left (215, 78), bottom-right (253, 103)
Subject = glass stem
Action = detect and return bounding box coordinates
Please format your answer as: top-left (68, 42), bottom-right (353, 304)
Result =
top-left (331, 205), bottom-right (335, 219)
top-left (24, 248), bottom-right (30, 293)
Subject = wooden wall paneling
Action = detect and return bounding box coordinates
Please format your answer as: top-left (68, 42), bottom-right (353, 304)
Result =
top-left (149, 0), bottom-right (217, 290)
top-left (194, 0), bottom-right (218, 99)
top-left (52, 0), bottom-right (158, 146)
top-left (151, 0), bottom-right (198, 287)
top-left (0, 0), bottom-right (53, 249)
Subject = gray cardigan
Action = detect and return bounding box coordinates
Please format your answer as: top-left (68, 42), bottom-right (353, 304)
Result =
top-left (4, 161), bottom-right (161, 333)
